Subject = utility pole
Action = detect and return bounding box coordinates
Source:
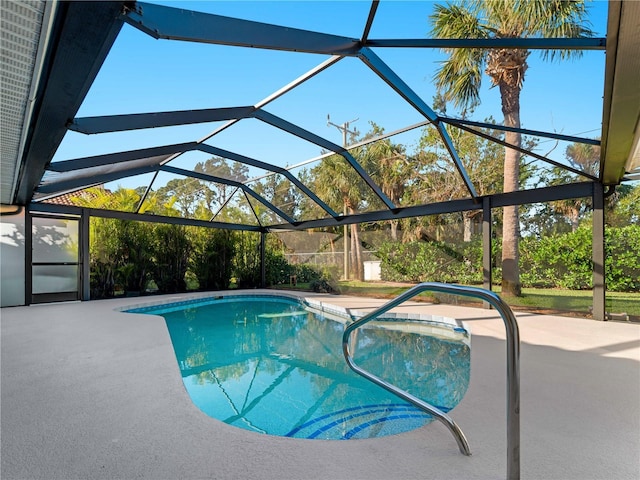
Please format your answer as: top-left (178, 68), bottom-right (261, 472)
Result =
top-left (327, 114), bottom-right (358, 281)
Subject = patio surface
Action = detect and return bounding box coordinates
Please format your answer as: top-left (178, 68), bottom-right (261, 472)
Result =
top-left (1, 290), bottom-right (639, 480)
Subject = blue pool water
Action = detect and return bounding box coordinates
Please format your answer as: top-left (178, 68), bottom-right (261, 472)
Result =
top-left (128, 295), bottom-right (470, 440)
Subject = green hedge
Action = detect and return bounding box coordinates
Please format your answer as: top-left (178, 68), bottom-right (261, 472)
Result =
top-left (521, 225), bottom-right (640, 291)
top-left (520, 228), bottom-right (593, 290)
top-left (89, 220), bottom-right (639, 298)
top-left (377, 225), bottom-right (640, 292)
top-left (606, 225), bottom-right (640, 291)
top-left (376, 237), bottom-right (485, 285)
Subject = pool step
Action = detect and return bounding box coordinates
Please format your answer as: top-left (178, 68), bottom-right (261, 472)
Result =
top-left (286, 403), bottom-right (448, 440)
top-left (257, 311), bottom-right (309, 319)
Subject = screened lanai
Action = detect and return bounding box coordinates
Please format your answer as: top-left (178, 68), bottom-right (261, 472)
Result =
top-left (1, 4), bottom-right (640, 480)
top-left (1, 1), bottom-right (639, 318)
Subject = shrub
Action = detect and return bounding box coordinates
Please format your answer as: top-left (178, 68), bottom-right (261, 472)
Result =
top-left (89, 260), bottom-right (115, 299)
top-left (377, 238), bottom-right (483, 284)
top-left (520, 228), bottom-right (592, 290)
top-left (114, 220), bottom-right (155, 295)
top-left (290, 263), bottom-right (323, 284)
top-left (376, 225), bottom-right (640, 293)
top-left (264, 251), bottom-right (291, 286)
top-left (310, 278), bottom-right (335, 293)
top-left (151, 224), bottom-right (190, 294)
top-left (234, 249), bottom-right (292, 288)
top-left (519, 225), bottom-right (640, 292)
top-left (606, 225), bottom-right (640, 291)
top-left (188, 228), bottom-right (235, 291)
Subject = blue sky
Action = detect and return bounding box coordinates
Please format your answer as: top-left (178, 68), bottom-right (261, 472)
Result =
top-left (50, 0), bottom-right (610, 197)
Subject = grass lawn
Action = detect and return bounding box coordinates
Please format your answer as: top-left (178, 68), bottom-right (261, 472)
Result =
top-left (495, 286), bottom-right (640, 319)
top-left (282, 280), bottom-right (640, 320)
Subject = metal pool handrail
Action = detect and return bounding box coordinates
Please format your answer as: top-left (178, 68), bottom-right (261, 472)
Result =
top-left (342, 282), bottom-right (520, 480)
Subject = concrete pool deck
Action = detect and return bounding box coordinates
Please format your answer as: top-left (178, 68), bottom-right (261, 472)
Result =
top-left (1, 290), bottom-right (639, 480)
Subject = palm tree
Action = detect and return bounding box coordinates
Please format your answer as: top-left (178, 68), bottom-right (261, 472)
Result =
top-left (430, 0), bottom-right (593, 296)
top-left (311, 152), bottom-right (375, 280)
top-left (565, 142), bottom-right (600, 178)
top-left (364, 123), bottom-right (411, 240)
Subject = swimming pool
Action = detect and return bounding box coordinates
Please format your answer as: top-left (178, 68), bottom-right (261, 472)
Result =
top-left (127, 294), bottom-right (470, 440)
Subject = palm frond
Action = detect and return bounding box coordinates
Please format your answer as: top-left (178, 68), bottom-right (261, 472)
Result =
top-left (430, 3), bottom-right (486, 39)
top-left (516, 0), bottom-right (595, 61)
top-left (434, 52), bottom-right (484, 110)
top-left (430, 3), bottom-right (488, 111)
top-left (429, 0), bottom-right (594, 108)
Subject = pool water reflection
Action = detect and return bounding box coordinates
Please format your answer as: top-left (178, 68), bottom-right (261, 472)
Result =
top-left (131, 295), bottom-right (470, 440)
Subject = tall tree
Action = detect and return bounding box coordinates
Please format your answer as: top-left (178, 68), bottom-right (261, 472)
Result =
top-left (195, 156), bottom-right (249, 209)
top-left (430, 0), bottom-right (593, 296)
top-left (410, 120), bottom-right (506, 241)
top-left (550, 142), bottom-right (601, 232)
top-left (155, 177), bottom-right (205, 217)
top-left (153, 157), bottom-right (250, 219)
top-left (608, 183), bottom-right (640, 227)
top-left (364, 123), bottom-right (411, 241)
top-left (311, 153), bottom-right (364, 280)
top-left (565, 142), bottom-right (600, 178)
top-left (310, 148), bottom-right (382, 280)
top-left (252, 174), bottom-right (301, 224)
top-left (524, 141), bottom-right (603, 235)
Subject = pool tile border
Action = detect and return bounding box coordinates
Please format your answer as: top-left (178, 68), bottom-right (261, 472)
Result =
top-left (117, 291), bottom-right (469, 339)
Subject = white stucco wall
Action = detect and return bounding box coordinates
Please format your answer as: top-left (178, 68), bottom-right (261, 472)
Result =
top-left (1, 210), bottom-right (26, 307)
